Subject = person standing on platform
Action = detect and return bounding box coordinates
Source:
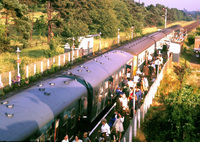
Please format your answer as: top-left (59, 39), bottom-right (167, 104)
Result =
top-left (82, 132), bottom-right (91, 142)
top-left (122, 76), bottom-right (128, 87)
top-left (100, 119), bottom-right (111, 142)
top-left (62, 135), bottom-right (69, 142)
top-left (148, 63), bottom-right (154, 80)
top-left (113, 113), bottom-right (124, 142)
top-left (72, 135), bottom-right (83, 142)
top-left (135, 86), bottom-right (142, 109)
top-left (142, 65), bottom-right (149, 77)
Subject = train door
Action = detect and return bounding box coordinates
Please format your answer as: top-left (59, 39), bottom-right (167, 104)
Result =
top-left (103, 81), bottom-right (108, 108)
top-left (125, 59), bottom-right (133, 80)
top-left (108, 77), bottom-right (114, 103)
top-left (79, 95), bottom-right (88, 117)
top-left (97, 86), bottom-right (103, 114)
top-left (59, 111), bottom-right (69, 141)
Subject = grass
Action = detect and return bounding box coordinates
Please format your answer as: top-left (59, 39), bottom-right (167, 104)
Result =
top-left (0, 43), bottom-right (64, 73)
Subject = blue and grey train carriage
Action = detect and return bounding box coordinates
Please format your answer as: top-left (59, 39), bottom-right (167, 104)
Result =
top-left (0, 50), bottom-right (133, 141)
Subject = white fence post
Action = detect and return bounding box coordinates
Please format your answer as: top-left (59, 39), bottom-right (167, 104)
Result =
top-left (77, 49), bottom-right (79, 58)
top-left (9, 72), bottom-right (11, 87)
top-left (129, 125), bottom-right (132, 142)
top-left (26, 66), bottom-right (29, 78)
top-left (134, 115), bottom-right (137, 137)
top-left (58, 56), bottom-right (60, 67)
top-left (138, 109), bottom-right (140, 129)
top-left (68, 52), bottom-right (70, 62)
top-left (34, 64), bottom-right (36, 74)
top-left (63, 54), bottom-right (66, 64)
top-left (41, 61), bottom-right (43, 73)
top-left (47, 59), bottom-right (49, 69)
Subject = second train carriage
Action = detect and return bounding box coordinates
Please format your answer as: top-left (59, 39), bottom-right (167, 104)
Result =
top-left (117, 24), bottom-right (182, 76)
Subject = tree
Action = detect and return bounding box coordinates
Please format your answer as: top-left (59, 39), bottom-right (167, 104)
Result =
top-left (196, 26), bottom-right (200, 36)
top-left (113, 0), bottom-right (134, 31)
top-left (0, 24), bottom-right (10, 52)
top-left (1, 0), bottom-right (31, 49)
top-left (34, 15), bottom-right (48, 36)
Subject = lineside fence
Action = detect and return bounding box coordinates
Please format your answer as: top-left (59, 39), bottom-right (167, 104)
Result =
top-left (0, 49), bottom-right (81, 90)
top-left (121, 56), bottom-right (173, 142)
top-left (0, 35), bottom-right (132, 93)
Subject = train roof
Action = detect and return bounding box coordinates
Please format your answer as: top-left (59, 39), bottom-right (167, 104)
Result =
top-left (117, 36), bottom-right (155, 55)
top-left (147, 31), bottom-right (166, 41)
top-left (0, 77), bottom-right (87, 141)
top-left (65, 50), bottom-right (133, 87)
top-left (161, 25), bottom-right (182, 35)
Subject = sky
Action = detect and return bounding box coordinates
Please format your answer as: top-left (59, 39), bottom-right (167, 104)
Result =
top-left (138, 0), bottom-right (200, 11)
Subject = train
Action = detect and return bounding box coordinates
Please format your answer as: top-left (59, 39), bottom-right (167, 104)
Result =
top-left (0, 22), bottom-right (199, 141)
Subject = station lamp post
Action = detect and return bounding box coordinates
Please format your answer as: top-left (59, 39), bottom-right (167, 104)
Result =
top-left (16, 47), bottom-right (21, 77)
top-left (163, 8), bottom-right (167, 28)
top-left (118, 28), bottom-right (120, 44)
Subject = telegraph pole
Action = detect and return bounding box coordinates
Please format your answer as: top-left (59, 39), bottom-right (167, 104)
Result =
top-left (163, 8), bottom-right (167, 28)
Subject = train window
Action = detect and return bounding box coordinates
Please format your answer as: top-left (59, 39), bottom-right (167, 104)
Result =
top-left (63, 114), bottom-right (68, 126)
top-left (100, 87), bottom-right (104, 94)
top-left (71, 108), bottom-right (76, 129)
top-left (115, 74), bottom-right (118, 80)
top-left (81, 96), bottom-right (87, 114)
top-left (122, 68), bottom-right (125, 74)
top-left (105, 82), bottom-right (108, 89)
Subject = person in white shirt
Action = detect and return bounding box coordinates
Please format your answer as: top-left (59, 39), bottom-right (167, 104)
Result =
top-left (100, 119), bottom-right (111, 141)
top-left (62, 135), bottom-right (69, 142)
top-left (72, 135), bottom-right (83, 142)
top-left (113, 113), bottom-right (124, 141)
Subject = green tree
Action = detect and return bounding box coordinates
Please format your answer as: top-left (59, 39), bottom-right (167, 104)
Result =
top-left (196, 26), bottom-right (200, 35)
top-left (1, 0), bottom-right (31, 48)
top-left (113, 0), bottom-right (134, 31)
top-left (34, 15), bottom-right (48, 36)
top-left (0, 24), bottom-right (10, 52)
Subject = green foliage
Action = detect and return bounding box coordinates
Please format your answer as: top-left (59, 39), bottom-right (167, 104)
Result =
top-left (196, 26), bottom-right (200, 36)
top-left (34, 15), bottom-right (47, 36)
top-left (187, 34), bottom-right (195, 45)
top-left (1, 0), bottom-right (31, 50)
top-left (44, 37), bottom-right (60, 57)
top-left (0, 24), bottom-right (11, 53)
top-left (142, 69), bottom-right (200, 141)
